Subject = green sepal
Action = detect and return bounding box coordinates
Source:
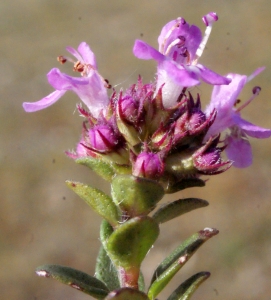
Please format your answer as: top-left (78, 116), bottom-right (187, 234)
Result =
top-left (76, 157), bottom-right (131, 182)
top-left (165, 178), bottom-right (205, 194)
top-left (66, 181), bottom-right (119, 227)
top-left (167, 272), bottom-right (210, 300)
top-left (116, 109), bottom-right (141, 147)
top-left (148, 228), bottom-right (218, 299)
top-left (95, 245), bottom-right (120, 291)
top-left (106, 216), bottom-right (159, 270)
top-left (152, 198), bottom-right (208, 224)
top-left (111, 175), bottom-right (164, 216)
top-left (104, 287), bottom-right (149, 300)
top-left (36, 264), bottom-right (109, 299)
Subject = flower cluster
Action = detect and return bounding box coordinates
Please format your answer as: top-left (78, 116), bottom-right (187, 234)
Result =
top-left (24, 12), bottom-right (271, 300)
top-left (23, 12), bottom-right (271, 180)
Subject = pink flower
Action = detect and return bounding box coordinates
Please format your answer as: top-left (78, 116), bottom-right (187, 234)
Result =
top-left (133, 13), bottom-right (231, 108)
top-left (23, 42), bottom-right (109, 118)
top-left (205, 68), bottom-right (271, 168)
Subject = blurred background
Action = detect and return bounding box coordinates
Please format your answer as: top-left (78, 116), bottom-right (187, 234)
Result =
top-left (1, 0), bottom-right (271, 299)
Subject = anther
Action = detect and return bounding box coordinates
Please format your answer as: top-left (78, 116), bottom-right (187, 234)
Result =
top-left (104, 79), bottom-right (112, 89)
top-left (73, 61), bottom-right (85, 73)
top-left (57, 56), bottom-right (67, 64)
top-left (252, 86), bottom-right (261, 95)
top-left (234, 99), bottom-right (241, 107)
top-left (235, 86), bottom-right (262, 112)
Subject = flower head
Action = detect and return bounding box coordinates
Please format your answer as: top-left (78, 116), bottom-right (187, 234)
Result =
top-left (133, 12), bottom-right (231, 108)
top-left (205, 68), bottom-right (271, 168)
top-left (23, 42), bottom-right (110, 118)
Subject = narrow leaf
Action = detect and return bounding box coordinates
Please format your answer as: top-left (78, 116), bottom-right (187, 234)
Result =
top-left (66, 181), bottom-right (119, 226)
top-left (152, 198), bottom-right (209, 224)
top-left (95, 245), bottom-right (120, 291)
top-left (36, 264), bottom-right (109, 299)
top-left (167, 272), bottom-right (210, 300)
top-left (76, 157), bottom-right (131, 182)
top-left (104, 287), bottom-right (149, 300)
top-left (165, 178), bottom-right (205, 194)
top-left (76, 157), bottom-right (116, 182)
top-left (148, 228), bottom-right (218, 299)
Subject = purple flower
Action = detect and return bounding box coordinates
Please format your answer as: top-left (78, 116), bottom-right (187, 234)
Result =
top-left (205, 68), bottom-right (271, 168)
top-left (133, 13), bottom-right (231, 108)
top-left (23, 42), bottom-right (109, 118)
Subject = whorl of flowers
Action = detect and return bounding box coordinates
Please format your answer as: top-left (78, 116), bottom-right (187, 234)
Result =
top-left (23, 12), bottom-right (271, 182)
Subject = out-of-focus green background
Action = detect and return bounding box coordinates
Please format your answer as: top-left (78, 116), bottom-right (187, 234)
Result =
top-left (1, 1), bottom-right (271, 299)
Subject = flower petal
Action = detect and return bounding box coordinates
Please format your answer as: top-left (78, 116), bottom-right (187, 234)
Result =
top-left (47, 68), bottom-right (109, 118)
top-left (77, 42), bottom-right (97, 67)
top-left (133, 40), bottom-right (164, 61)
top-left (247, 66), bottom-right (265, 82)
top-left (47, 68), bottom-right (89, 91)
top-left (207, 74), bottom-right (246, 114)
top-left (161, 60), bottom-right (200, 87)
top-left (233, 114), bottom-right (271, 139)
top-left (156, 60), bottom-right (200, 108)
top-left (158, 19), bottom-right (202, 58)
top-left (196, 64), bottom-right (231, 85)
top-left (22, 90), bottom-right (66, 112)
top-left (225, 135), bottom-right (252, 168)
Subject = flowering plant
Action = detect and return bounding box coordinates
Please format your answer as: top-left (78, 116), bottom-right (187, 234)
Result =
top-left (23, 12), bottom-right (270, 300)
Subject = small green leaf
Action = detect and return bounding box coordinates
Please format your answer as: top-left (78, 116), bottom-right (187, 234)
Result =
top-left (36, 264), bottom-right (109, 299)
top-left (107, 216), bottom-right (159, 270)
top-left (167, 272), bottom-right (210, 300)
top-left (148, 228), bottom-right (218, 299)
top-left (152, 198), bottom-right (209, 224)
top-left (66, 181), bottom-right (119, 226)
top-left (95, 245), bottom-right (120, 291)
top-left (104, 287), bottom-right (149, 300)
top-left (111, 175), bottom-right (164, 216)
top-left (165, 178), bottom-right (205, 194)
top-left (76, 157), bottom-right (131, 182)
top-left (76, 157), bottom-right (116, 182)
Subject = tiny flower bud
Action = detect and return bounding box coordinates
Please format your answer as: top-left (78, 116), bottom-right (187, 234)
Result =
top-left (133, 152), bottom-right (164, 179)
top-left (89, 124), bottom-right (120, 152)
top-left (119, 95), bottom-right (140, 124)
top-left (192, 137), bottom-right (232, 175)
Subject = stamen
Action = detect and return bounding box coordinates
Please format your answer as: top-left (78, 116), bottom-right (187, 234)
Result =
top-left (57, 56), bottom-right (67, 64)
top-left (164, 38), bottom-right (185, 56)
top-left (73, 61), bottom-right (85, 73)
top-left (234, 99), bottom-right (241, 107)
top-left (104, 79), bottom-right (112, 89)
top-left (193, 12), bottom-right (218, 65)
top-left (235, 86), bottom-right (261, 112)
